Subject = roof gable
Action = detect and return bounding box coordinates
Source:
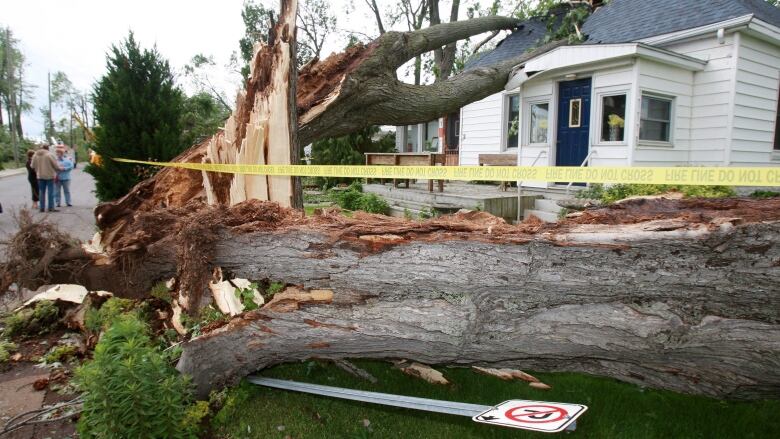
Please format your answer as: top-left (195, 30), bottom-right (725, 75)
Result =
top-left (583, 0), bottom-right (780, 45)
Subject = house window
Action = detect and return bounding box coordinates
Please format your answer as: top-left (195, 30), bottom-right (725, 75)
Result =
top-left (640, 95), bottom-right (672, 142)
top-left (506, 95), bottom-right (520, 149)
top-left (601, 94), bottom-right (626, 142)
top-left (530, 102), bottom-right (549, 144)
top-left (569, 99), bottom-right (582, 128)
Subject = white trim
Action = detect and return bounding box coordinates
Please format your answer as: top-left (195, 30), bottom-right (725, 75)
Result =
top-left (593, 91), bottom-right (630, 146)
top-left (638, 14), bottom-right (754, 46)
top-left (725, 31), bottom-right (741, 165)
top-left (502, 93), bottom-right (521, 151)
top-left (744, 18), bottom-right (780, 46)
top-left (528, 100), bottom-right (551, 146)
top-left (628, 60), bottom-right (640, 165)
top-left (638, 92), bottom-right (675, 146)
top-left (521, 43), bottom-right (706, 77)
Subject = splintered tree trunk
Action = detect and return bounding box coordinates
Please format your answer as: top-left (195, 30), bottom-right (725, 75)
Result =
top-left (166, 201), bottom-right (780, 400)
top-left (201, 0), bottom-right (300, 208)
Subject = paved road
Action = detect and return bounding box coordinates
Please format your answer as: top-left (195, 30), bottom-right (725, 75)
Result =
top-left (0, 167), bottom-right (98, 246)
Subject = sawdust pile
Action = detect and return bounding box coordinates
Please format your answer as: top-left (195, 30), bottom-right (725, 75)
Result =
top-left (564, 197), bottom-right (780, 226)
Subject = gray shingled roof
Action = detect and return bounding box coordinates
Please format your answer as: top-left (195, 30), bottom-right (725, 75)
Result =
top-left (464, 18), bottom-right (548, 70)
top-left (583, 0), bottom-right (780, 44)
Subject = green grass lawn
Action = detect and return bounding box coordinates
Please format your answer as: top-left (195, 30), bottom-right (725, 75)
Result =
top-left (211, 360), bottom-right (779, 439)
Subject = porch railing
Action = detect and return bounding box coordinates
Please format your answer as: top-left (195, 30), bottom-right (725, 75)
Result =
top-left (516, 150), bottom-right (548, 222)
top-left (565, 150), bottom-right (597, 196)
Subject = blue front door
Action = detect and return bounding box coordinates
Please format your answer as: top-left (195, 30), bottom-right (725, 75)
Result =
top-left (556, 78), bottom-right (591, 167)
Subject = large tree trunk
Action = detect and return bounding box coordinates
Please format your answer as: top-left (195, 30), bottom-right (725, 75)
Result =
top-left (157, 198), bottom-right (778, 400)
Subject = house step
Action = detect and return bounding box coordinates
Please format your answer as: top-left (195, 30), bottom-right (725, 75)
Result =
top-left (365, 183), bottom-right (511, 208)
top-left (523, 209), bottom-right (559, 223)
top-left (388, 205), bottom-right (426, 219)
top-left (534, 198), bottom-right (562, 213)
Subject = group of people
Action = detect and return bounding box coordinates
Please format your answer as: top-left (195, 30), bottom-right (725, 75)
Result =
top-left (26, 143), bottom-right (75, 212)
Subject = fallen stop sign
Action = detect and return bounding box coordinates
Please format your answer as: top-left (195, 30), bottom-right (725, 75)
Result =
top-left (473, 399), bottom-right (587, 433)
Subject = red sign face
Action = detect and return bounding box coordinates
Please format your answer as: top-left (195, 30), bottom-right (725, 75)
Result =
top-left (505, 405), bottom-right (569, 423)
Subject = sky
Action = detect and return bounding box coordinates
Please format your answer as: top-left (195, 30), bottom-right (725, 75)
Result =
top-left (1, 0), bottom-right (388, 139)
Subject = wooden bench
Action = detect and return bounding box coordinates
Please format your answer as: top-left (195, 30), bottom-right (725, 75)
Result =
top-left (365, 153), bottom-right (445, 192)
top-left (478, 153), bottom-right (517, 191)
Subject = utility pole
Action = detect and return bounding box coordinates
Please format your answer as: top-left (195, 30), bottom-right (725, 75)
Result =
top-left (47, 71), bottom-right (53, 140)
top-left (5, 28), bottom-right (19, 168)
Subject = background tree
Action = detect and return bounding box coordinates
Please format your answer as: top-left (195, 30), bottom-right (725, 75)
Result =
top-left (297, 0), bottom-right (337, 62)
top-left (236, 0), bottom-right (337, 79)
top-left (310, 126), bottom-right (395, 188)
top-left (183, 54), bottom-right (233, 112)
top-left (0, 26), bottom-right (35, 167)
top-left (179, 91), bottom-right (230, 148)
top-left (86, 32), bottom-right (184, 201)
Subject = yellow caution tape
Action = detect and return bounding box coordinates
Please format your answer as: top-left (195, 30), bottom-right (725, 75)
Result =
top-left (114, 158), bottom-right (780, 187)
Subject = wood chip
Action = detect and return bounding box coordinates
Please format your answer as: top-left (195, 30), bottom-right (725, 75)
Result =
top-left (397, 362), bottom-right (449, 385)
top-left (472, 366), bottom-right (540, 383)
top-left (529, 382), bottom-right (551, 390)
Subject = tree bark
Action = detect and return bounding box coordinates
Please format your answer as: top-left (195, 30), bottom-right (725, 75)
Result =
top-left (167, 201), bottom-right (780, 400)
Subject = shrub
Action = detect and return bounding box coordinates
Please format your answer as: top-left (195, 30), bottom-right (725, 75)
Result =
top-left (84, 297), bottom-right (135, 333)
top-left (750, 190), bottom-right (780, 199)
top-left (329, 182), bottom-right (390, 215)
top-left (76, 315), bottom-right (199, 438)
top-left (267, 281), bottom-right (285, 297)
top-left (357, 193), bottom-right (390, 215)
top-left (150, 282), bottom-right (172, 303)
top-left (3, 300), bottom-right (59, 337)
top-left (234, 283), bottom-right (260, 312)
top-left (0, 339), bottom-right (17, 363)
top-left (577, 183), bottom-right (735, 204)
top-left (42, 344), bottom-right (77, 364)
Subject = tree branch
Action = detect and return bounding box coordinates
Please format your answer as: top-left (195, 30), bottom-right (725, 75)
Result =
top-left (387, 15), bottom-right (520, 68)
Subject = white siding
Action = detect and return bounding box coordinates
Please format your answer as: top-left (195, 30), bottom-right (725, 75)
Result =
top-left (663, 34), bottom-right (736, 164)
top-left (459, 92), bottom-right (503, 166)
top-left (732, 34), bottom-right (780, 165)
top-left (632, 58), bottom-right (694, 166)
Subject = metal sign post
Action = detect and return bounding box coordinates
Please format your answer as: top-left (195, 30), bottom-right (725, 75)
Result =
top-left (248, 376), bottom-right (587, 433)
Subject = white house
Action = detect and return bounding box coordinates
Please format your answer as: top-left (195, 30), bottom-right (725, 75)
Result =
top-left (451, 0), bottom-right (780, 189)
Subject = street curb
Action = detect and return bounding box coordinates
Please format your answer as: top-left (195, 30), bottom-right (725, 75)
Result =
top-left (0, 168), bottom-right (26, 179)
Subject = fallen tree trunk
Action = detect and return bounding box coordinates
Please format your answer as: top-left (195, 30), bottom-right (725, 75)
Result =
top-left (6, 198), bottom-right (780, 398)
top-left (163, 199), bottom-right (780, 400)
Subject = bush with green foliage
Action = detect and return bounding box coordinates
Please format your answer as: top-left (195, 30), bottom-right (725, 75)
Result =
top-left (235, 283), bottom-right (260, 312)
top-left (0, 339), bottom-right (17, 363)
top-left (181, 305), bottom-right (228, 337)
top-left (266, 281), bottom-right (285, 298)
top-left (3, 300), bottom-right (59, 337)
top-left (42, 344), bottom-right (77, 364)
top-left (310, 126), bottom-right (395, 189)
top-left (577, 183), bottom-right (736, 204)
top-left (86, 32), bottom-right (185, 201)
top-left (150, 282), bottom-right (172, 303)
top-left (77, 315), bottom-right (202, 438)
top-left (329, 181), bottom-right (389, 215)
top-left (84, 297), bottom-right (135, 333)
top-left (750, 190), bottom-right (780, 199)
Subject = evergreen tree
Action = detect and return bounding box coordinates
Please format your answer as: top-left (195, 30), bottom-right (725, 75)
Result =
top-left (87, 32), bottom-right (184, 201)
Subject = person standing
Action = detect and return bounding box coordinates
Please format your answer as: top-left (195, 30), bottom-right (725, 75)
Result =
top-left (31, 144), bottom-right (61, 212)
top-left (55, 148), bottom-right (74, 207)
top-left (25, 149), bottom-right (40, 207)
